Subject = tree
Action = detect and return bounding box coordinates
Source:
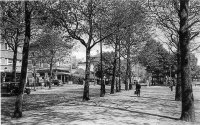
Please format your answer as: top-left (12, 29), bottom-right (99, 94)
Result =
top-left (120, 27), bottom-right (149, 90)
top-left (148, 0), bottom-right (200, 101)
top-left (44, 0), bottom-right (120, 100)
top-left (95, 52), bottom-right (115, 77)
top-left (148, 0), bottom-right (196, 121)
top-left (30, 28), bottom-right (73, 89)
top-left (1, 1), bottom-right (24, 83)
top-left (104, 0), bottom-right (125, 93)
top-left (137, 39), bottom-right (175, 86)
top-left (13, 1), bottom-right (31, 118)
top-left (105, 0), bottom-right (150, 91)
top-left (190, 54), bottom-right (198, 80)
top-left (104, 35), bottom-right (120, 94)
top-left (12, 0), bottom-right (46, 118)
top-left (179, 0), bottom-right (195, 121)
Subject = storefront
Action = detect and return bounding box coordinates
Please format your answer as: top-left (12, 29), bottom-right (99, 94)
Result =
top-left (36, 68), bottom-right (71, 84)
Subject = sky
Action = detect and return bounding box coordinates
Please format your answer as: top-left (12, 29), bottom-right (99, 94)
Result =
top-left (195, 53), bottom-right (200, 65)
top-left (72, 42), bottom-right (113, 61)
top-left (72, 40), bottom-right (200, 66)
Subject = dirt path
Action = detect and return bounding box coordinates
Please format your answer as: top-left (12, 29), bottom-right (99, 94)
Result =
top-left (1, 84), bottom-right (200, 125)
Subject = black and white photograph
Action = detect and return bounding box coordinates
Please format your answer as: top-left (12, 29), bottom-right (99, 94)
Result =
top-left (1, 0), bottom-right (200, 124)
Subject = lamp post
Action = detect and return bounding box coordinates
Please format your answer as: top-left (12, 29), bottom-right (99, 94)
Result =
top-left (33, 65), bottom-right (36, 91)
top-left (32, 59), bottom-right (36, 91)
top-left (31, 52), bottom-right (36, 91)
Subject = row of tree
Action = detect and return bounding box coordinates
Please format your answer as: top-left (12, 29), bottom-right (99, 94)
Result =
top-left (148, 0), bottom-right (200, 121)
top-left (1, 0), bottom-right (149, 117)
top-left (0, 0), bottom-right (199, 122)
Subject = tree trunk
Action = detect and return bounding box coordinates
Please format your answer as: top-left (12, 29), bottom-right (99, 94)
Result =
top-left (83, 48), bottom-right (91, 101)
top-left (116, 77), bottom-right (119, 92)
top-left (179, 0), bottom-right (195, 121)
top-left (125, 44), bottom-right (130, 90)
top-left (125, 58), bottom-right (130, 90)
top-left (49, 61), bottom-right (53, 89)
top-left (129, 61), bottom-right (132, 89)
top-left (100, 26), bottom-right (105, 97)
top-left (13, 1), bottom-right (31, 118)
top-left (125, 30), bottom-right (131, 90)
top-left (116, 37), bottom-right (120, 92)
top-left (111, 40), bottom-right (118, 94)
top-left (118, 41), bottom-right (121, 92)
top-left (12, 45), bottom-right (18, 83)
top-left (175, 46), bottom-right (182, 101)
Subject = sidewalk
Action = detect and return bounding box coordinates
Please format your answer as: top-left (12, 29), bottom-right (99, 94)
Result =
top-left (1, 85), bottom-right (200, 125)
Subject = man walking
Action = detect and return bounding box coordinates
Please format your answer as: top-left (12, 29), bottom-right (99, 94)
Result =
top-left (135, 82), bottom-right (141, 97)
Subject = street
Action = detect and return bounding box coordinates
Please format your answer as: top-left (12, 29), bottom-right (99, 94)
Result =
top-left (1, 84), bottom-right (200, 125)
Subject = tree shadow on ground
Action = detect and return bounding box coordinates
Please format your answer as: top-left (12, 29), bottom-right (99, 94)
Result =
top-left (2, 108), bottom-right (100, 125)
top-left (1, 102), bottom-right (180, 125)
top-left (132, 96), bottom-right (177, 102)
top-left (1, 87), bottom-right (110, 118)
top-left (81, 101), bottom-right (180, 120)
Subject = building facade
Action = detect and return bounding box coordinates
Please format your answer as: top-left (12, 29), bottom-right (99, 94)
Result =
top-left (28, 52), bottom-right (72, 84)
top-left (1, 38), bottom-right (73, 84)
top-left (0, 40), bottom-right (22, 73)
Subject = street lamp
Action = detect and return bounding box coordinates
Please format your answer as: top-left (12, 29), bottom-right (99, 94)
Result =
top-left (32, 59), bottom-right (36, 91)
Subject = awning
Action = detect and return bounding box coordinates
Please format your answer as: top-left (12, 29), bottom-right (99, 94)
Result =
top-left (56, 72), bottom-right (71, 75)
top-left (36, 68), bottom-right (70, 74)
top-left (71, 73), bottom-right (96, 79)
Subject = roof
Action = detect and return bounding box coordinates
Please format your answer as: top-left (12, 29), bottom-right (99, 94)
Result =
top-left (36, 68), bottom-right (70, 73)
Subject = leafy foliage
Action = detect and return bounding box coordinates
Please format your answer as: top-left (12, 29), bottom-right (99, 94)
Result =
top-left (138, 39), bottom-right (176, 77)
top-left (30, 28), bottom-right (73, 66)
top-left (94, 52), bottom-right (124, 79)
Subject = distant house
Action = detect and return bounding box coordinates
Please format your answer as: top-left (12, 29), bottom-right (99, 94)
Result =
top-left (28, 44), bottom-right (73, 84)
top-left (0, 40), bottom-right (23, 82)
top-left (74, 55), bottom-right (100, 79)
top-left (132, 63), bottom-right (147, 82)
top-left (0, 40), bottom-right (22, 73)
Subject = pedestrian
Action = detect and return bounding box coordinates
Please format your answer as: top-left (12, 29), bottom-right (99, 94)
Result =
top-left (135, 82), bottom-right (141, 97)
top-left (169, 80), bottom-right (173, 91)
top-left (146, 79), bottom-right (149, 87)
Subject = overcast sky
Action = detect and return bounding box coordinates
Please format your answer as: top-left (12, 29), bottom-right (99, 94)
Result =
top-left (72, 42), bottom-right (113, 61)
top-left (72, 37), bottom-right (200, 66)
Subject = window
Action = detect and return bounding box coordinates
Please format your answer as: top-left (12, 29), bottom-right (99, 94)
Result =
top-left (5, 43), bottom-right (7, 50)
top-left (8, 59), bottom-right (13, 64)
top-left (39, 61), bottom-right (43, 67)
top-left (56, 62), bottom-right (60, 66)
top-left (17, 60), bottom-right (22, 66)
top-left (8, 46), bottom-right (12, 50)
top-left (5, 43), bottom-right (12, 50)
top-left (17, 47), bottom-right (22, 53)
